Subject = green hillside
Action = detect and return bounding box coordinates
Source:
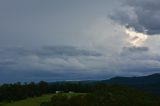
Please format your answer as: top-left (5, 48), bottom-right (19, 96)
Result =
top-left (1, 94), bottom-right (53, 106)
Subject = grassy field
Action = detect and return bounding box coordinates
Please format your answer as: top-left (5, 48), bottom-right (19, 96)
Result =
top-left (1, 94), bottom-right (53, 106)
top-left (0, 93), bottom-right (85, 106)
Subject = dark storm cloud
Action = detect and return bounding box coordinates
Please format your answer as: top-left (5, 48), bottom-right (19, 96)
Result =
top-left (0, 60), bottom-right (15, 66)
top-left (0, 68), bottom-right (112, 83)
top-left (0, 45), bottom-right (102, 72)
top-left (0, 46), bottom-right (102, 57)
top-left (126, 0), bottom-right (160, 11)
top-left (0, 45), bottom-right (104, 83)
top-left (40, 46), bottom-right (102, 57)
top-left (123, 46), bottom-right (149, 53)
top-left (0, 46), bottom-right (103, 75)
top-left (110, 0), bottom-right (160, 35)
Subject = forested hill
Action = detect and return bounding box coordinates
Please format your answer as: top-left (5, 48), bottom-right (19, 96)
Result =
top-left (100, 73), bottom-right (160, 95)
top-left (102, 73), bottom-right (160, 85)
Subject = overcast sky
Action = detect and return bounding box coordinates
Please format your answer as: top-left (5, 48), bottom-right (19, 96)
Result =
top-left (0, 0), bottom-right (160, 83)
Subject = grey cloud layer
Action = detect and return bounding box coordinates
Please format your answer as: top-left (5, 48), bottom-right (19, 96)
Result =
top-left (0, 45), bottom-right (160, 83)
top-left (0, 0), bottom-right (160, 83)
top-left (0, 46), bottom-right (103, 71)
top-left (110, 0), bottom-right (160, 35)
top-left (0, 46), bottom-right (103, 70)
top-left (0, 46), bottom-right (104, 83)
